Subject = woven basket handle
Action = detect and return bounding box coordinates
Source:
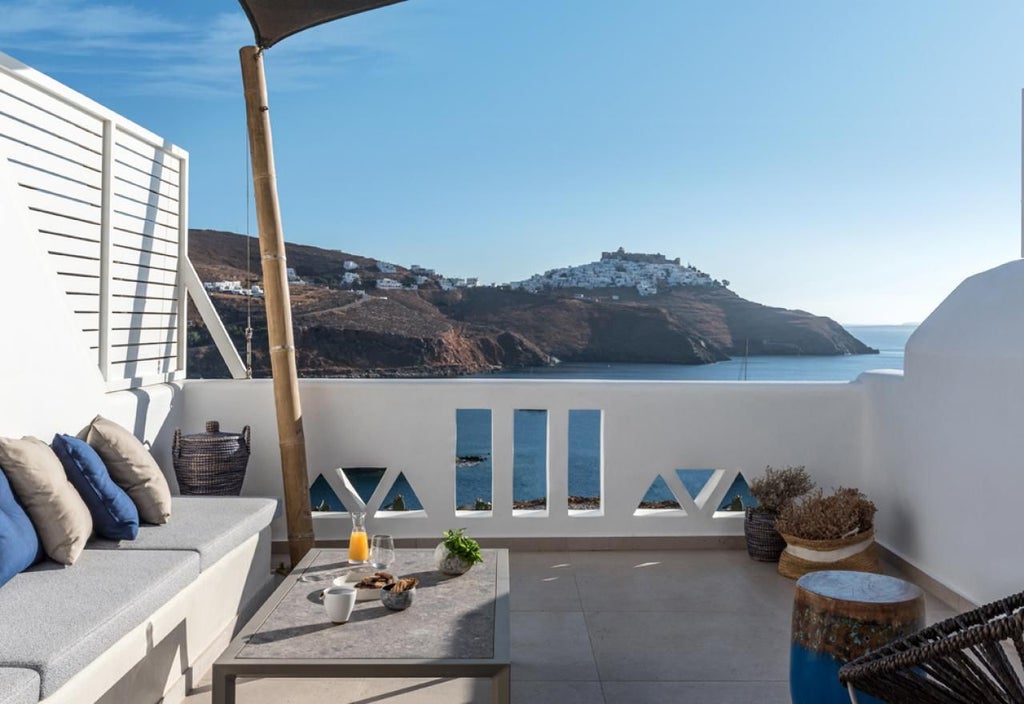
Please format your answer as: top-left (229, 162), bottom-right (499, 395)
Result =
top-left (242, 425), bottom-right (251, 452)
top-left (173, 428), bottom-right (182, 458)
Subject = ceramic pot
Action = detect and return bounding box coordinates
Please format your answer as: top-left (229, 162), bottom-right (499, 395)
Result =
top-left (434, 542), bottom-right (473, 575)
top-left (380, 583), bottom-right (415, 611)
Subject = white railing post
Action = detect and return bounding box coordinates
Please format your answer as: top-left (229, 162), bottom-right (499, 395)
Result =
top-left (99, 120), bottom-right (114, 382)
top-left (547, 409), bottom-right (570, 517)
top-left (177, 153), bottom-right (189, 375)
top-left (491, 407), bottom-right (514, 520)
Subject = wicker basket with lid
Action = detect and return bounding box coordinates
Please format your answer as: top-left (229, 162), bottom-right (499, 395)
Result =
top-left (172, 421), bottom-right (250, 496)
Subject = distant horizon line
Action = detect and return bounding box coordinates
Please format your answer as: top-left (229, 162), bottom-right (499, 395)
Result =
top-left (842, 322), bottom-right (920, 328)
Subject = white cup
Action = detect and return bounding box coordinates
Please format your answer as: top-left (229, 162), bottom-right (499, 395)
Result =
top-left (323, 586), bottom-right (357, 623)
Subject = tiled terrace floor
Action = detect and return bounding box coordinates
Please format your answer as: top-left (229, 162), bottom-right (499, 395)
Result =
top-left (184, 549), bottom-right (955, 704)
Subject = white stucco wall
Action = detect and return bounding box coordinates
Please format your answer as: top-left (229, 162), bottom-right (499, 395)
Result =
top-left (861, 260), bottom-right (1024, 605)
top-left (0, 155), bottom-right (105, 437)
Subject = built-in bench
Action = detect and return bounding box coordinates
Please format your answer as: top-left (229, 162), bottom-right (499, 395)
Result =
top-left (0, 497), bottom-right (277, 704)
top-left (0, 668), bottom-right (39, 704)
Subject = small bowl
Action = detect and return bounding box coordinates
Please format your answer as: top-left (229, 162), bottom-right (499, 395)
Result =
top-left (380, 583), bottom-right (415, 611)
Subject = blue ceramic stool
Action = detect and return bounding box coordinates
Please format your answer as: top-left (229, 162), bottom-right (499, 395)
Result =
top-left (790, 570), bottom-right (925, 704)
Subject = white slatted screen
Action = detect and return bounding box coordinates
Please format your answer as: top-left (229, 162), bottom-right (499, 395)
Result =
top-left (0, 52), bottom-right (188, 389)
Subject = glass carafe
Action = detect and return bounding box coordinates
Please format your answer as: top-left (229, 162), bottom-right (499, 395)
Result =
top-left (348, 512), bottom-right (369, 564)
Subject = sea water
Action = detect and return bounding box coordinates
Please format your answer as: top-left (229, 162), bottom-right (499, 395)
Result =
top-left (312, 325), bottom-right (915, 510)
top-left (481, 325), bottom-right (914, 382)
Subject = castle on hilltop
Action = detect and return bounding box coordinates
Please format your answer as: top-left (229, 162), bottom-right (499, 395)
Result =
top-left (600, 247), bottom-right (681, 266)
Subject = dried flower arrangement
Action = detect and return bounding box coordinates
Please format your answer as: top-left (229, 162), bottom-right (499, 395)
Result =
top-left (743, 465), bottom-right (815, 562)
top-left (776, 487), bottom-right (876, 541)
top-left (748, 465), bottom-right (814, 514)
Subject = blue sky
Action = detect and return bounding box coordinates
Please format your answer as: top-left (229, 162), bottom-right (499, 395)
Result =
top-left (2, 0), bottom-right (1023, 324)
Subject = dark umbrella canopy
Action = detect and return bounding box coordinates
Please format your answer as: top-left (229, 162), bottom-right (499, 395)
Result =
top-left (238, 0), bottom-right (406, 48)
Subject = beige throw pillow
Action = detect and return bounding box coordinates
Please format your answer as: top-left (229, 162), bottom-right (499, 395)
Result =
top-left (0, 436), bottom-right (93, 565)
top-left (86, 416), bottom-right (171, 525)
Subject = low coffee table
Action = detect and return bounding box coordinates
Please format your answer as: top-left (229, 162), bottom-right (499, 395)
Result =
top-left (212, 548), bottom-right (510, 703)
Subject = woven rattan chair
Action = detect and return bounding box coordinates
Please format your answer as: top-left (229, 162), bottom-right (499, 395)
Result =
top-left (838, 590), bottom-right (1024, 703)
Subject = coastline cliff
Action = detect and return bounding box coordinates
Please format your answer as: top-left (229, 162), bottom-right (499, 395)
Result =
top-left (186, 229), bottom-right (875, 378)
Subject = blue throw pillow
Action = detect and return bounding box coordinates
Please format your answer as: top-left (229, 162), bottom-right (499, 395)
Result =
top-left (52, 434), bottom-right (139, 541)
top-left (0, 467), bottom-right (44, 587)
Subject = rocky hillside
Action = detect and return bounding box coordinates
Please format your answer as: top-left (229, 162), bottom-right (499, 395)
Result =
top-left (186, 229), bottom-right (875, 378)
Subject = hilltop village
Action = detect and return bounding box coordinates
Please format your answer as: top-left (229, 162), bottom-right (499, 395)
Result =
top-left (510, 248), bottom-right (728, 296)
top-left (203, 262), bottom-right (478, 297)
top-left (202, 247), bottom-right (727, 300)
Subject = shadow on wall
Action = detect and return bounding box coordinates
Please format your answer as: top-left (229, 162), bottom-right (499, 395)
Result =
top-left (98, 383), bottom-right (184, 490)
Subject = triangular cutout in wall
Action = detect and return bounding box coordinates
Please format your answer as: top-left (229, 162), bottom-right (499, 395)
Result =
top-left (715, 471), bottom-right (754, 512)
top-left (309, 473), bottom-right (344, 512)
top-left (375, 470), bottom-right (425, 513)
top-left (635, 474), bottom-right (685, 513)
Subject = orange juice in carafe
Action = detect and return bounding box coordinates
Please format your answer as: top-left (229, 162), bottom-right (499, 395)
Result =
top-left (348, 512), bottom-right (369, 563)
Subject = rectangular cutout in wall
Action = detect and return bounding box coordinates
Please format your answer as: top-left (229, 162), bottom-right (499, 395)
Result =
top-left (455, 409), bottom-right (492, 511)
top-left (514, 409), bottom-right (548, 511)
top-left (568, 409), bottom-right (601, 512)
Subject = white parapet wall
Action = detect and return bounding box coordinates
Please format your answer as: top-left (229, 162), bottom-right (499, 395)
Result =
top-left (182, 378), bottom-right (865, 540)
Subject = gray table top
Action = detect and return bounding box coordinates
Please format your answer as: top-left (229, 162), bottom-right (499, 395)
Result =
top-left (238, 548), bottom-right (502, 661)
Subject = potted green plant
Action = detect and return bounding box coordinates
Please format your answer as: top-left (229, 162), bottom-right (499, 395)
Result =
top-left (744, 465), bottom-right (814, 562)
top-left (434, 528), bottom-right (484, 575)
top-left (775, 487), bottom-right (879, 579)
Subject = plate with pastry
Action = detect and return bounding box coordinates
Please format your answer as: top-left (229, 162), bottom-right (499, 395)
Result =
top-left (334, 570), bottom-right (396, 601)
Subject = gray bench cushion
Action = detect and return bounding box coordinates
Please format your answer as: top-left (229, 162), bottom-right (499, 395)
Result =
top-left (0, 550), bottom-right (198, 698)
top-left (0, 668), bottom-right (39, 704)
top-left (89, 496), bottom-right (277, 571)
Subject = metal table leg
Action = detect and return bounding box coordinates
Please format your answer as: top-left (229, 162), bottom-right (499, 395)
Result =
top-left (212, 665), bottom-right (236, 704)
top-left (491, 665), bottom-right (511, 704)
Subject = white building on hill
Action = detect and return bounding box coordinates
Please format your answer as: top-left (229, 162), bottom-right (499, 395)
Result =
top-left (205, 281), bottom-right (242, 293)
top-left (510, 250), bottom-right (716, 294)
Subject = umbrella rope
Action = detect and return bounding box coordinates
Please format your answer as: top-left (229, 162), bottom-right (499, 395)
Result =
top-left (244, 126), bottom-right (254, 379)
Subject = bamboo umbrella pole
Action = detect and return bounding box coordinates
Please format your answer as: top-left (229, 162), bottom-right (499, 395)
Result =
top-left (239, 45), bottom-right (314, 568)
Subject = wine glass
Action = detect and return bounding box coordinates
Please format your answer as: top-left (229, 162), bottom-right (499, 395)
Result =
top-left (369, 534), bottom-right (395, 570)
